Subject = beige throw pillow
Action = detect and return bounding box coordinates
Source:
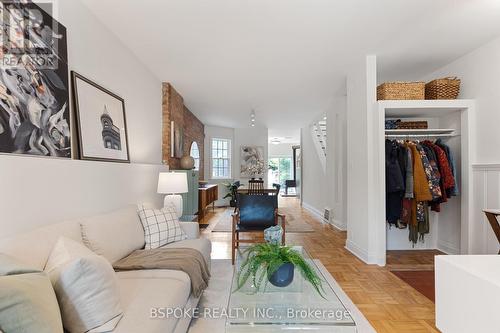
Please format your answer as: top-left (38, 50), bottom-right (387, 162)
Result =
top-left (80, 205), bottom-right (145, 264)
top-left (137, 204), bottom-right (187, 249)
top-left (0, 255), bottom-right (63, 333)
top-left (45, 237), bottom-right (123, 333)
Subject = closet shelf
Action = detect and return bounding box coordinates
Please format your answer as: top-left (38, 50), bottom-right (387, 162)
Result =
top-left (385, 129), bottom-right (455, 136)
top-left (379, 99), bottom-right (474, 118)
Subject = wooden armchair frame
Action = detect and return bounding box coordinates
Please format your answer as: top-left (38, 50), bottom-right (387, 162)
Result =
top-left (231, 209), bottom-right (286, 265)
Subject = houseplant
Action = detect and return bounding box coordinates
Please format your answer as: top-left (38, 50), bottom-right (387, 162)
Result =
top-left (234, 243), bottom-right (325, 298)
top-left (223, 181), bottom-right (239, 207)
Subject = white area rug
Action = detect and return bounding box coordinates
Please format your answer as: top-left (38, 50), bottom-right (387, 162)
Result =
top-left (188, 259), bottom-right (375, 333)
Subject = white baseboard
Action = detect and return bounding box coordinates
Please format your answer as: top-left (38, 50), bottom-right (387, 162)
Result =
top-left (332, 219), bottom-right (347, 231)
top-left (345, 239), bottom-right (369, 263)
top-left (438, 240), bottom-right (460, 255)
top-left (345, 239), bottom-right (385, 266)
top-left (302, 202), bottom-right (347, 230)
top-left (302, 202), bottom-right (328, 224)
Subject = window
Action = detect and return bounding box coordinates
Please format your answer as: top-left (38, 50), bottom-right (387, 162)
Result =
top-left (190, 141), bottom-right (200, 171)
top-left (211, 138), bottom-right (231, 179)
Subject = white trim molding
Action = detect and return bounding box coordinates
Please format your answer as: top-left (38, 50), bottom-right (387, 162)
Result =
top-left (471, 163), bottom-right (500, 254)
top-left (345, 239), bottom-right (385, 266)
top-left (302, 202), bottom-right (328, 224)
top-left (302, 202), bottom-right (347, 231)
top-left (472, 164), bottom-right (500, 171)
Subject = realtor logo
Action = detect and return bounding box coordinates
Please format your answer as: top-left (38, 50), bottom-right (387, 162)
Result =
top-left (0, 0), bottom-right (61, 69)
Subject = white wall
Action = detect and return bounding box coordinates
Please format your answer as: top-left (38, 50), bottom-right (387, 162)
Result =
top-left (0, 156), bottom-right (166, 238)
top-left (299, 97), bottom-right (347, 229)
top-left (345, 55), bottom-right (382, 264)
top-left (268, 143), bottom-right (295, 157)
top-left (421, 36), bottom-right (500, 164)
top-left (203, 125), bottom-right (268, 206)
top-left (301, 121), bottom-right (328, 217)
top-left (1, 0), bottom-right (164, 238)
top-left (204, 125), bottom-right (235, 206)
top-left (328, 97), bottom-right (348, 230)
top-left (233, 126), bottom-right (269, 187)
top-left (60, 0), bottom-right (162, 164)
top-left (421, 36), bottom-right (500, 254)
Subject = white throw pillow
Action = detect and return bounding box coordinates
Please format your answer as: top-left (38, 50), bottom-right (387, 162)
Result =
top-left (45, 237), bottom-right (123, 333)
top-left (137, 204), bottom-right (187, 249)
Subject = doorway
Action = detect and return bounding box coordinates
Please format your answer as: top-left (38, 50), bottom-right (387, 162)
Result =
top-left (268, 157), bottom-right (293, 193)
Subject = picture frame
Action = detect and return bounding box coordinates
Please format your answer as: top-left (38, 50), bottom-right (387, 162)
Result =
top-left (240, 145), bottom-right (265, 177)
top-left (0, 1), bottom-right (70, 158)
top-left (71, 71), bottom-right (130, 163)
top-left (170, 120), bottom-right (184, 159)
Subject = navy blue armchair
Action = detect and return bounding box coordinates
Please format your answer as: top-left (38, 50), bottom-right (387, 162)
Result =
top-left (231, 194), bottom-right (286, 264)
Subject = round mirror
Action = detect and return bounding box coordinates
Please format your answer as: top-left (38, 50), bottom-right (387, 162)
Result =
top-left (190, 141), bottom-right (200, 171)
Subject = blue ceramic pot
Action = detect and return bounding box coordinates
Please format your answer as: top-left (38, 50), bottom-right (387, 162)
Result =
top-left (268, 263), bottom-right (294, 287)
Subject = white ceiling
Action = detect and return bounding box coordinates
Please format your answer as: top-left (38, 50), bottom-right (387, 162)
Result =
top-left (80, 0), bottom-right (500, 131)
top-left (268, 128), bottom-right (301, 145)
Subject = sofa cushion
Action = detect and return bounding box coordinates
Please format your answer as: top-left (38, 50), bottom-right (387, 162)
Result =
top-left (160, 238), bottom-right (212, 270)
top-left (113, 276), bottom-right (191, 333)
top-left (0, 272), bottom-right (64, 333)
top-left (137, 205), bottom-right (187, 250)
top-left (81, 205), bottom-right (145, 264)
top-left (46, 237), bottom-right (123, 333)
top-left (0, 253), bottom-right (40, 276)
top-left (0, 220), bottom-right (82, 270)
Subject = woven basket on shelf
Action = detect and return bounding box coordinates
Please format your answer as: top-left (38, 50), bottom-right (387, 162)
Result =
top-left (377, 82), bottom-right (425, 100)
top-left (397, 121), bottom-right (428, 129)
top-left (425, 77), bottom-right (461, 100)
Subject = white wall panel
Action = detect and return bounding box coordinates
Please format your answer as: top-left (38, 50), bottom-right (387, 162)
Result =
top-left (472, 165), bottom-right (500, 254)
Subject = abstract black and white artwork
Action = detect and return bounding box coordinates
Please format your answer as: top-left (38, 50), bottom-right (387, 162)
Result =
top-left (0, 0), bottom-right (70, 157)
top-left (240, 145), bottom-right (265, 177)
top-left (72, 72), bottom-right (130, 163)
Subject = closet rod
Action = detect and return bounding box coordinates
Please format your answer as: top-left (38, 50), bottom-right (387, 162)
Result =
top-left (385, 134), bottom-right (456, 139)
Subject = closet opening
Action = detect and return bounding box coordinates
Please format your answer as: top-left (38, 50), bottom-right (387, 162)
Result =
top-left (375, 100), bottom-right (474, 267)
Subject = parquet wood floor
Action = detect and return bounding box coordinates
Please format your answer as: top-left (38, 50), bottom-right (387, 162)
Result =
top-left (200, 197), bottom-right (440, 333)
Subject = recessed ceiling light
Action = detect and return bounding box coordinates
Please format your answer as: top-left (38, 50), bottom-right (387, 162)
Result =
top-left (271, 139), bottom-right (281, 145)
top-left (250, 110), bottom-right (256, 127)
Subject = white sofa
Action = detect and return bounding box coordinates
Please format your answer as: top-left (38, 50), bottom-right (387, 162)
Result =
top-left (0, 205), bottom-right (212, 333)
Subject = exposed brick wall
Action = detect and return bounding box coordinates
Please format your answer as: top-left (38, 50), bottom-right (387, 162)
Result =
top-left (183, 106), bottom-right (205, 179)
top-left (162, 83), bottom-right (205, 179)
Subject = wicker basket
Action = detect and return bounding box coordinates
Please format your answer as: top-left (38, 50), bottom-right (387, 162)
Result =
top-left (425, 77), bottom-right (461, 100)
top-left (397, 121), bottom-right (428, 129)
top-left (377, 82), bottom-right (425, 100)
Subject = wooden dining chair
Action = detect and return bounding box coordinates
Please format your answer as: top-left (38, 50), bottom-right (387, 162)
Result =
top-left (483, 210), bottom-right (500, 254)
top-left (248, 178), bottom-right (264, 195)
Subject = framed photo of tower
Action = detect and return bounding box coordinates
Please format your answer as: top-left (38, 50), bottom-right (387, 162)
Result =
top-left (71, 72), bottom-right (130, 163)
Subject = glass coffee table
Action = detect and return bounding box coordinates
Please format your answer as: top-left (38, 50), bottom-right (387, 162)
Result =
top-left (226, 246), bottom-right (357, 332)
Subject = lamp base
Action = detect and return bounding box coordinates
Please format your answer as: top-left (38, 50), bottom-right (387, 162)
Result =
top-left (163, 194), bottom-right (183, 218)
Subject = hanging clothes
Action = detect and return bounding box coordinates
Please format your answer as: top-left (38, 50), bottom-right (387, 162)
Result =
top-left (386, 138), bottom-right (458, 245)
top-left (407, 143), bottom-right (432, 202)
top-left (404, 147), bottom-right (414, 199)
top-left (385, 140), bottom-right (405, 225)
top-left (416, 144), bottom-right (442, 200)
top-left (423, 141), bottom-right (455, 212)
top-left (436, 139), bottom-right (459, 196)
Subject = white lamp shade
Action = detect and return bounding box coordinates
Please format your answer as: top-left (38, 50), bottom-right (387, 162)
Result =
top-left (157, 172), bottom-right (188, 194)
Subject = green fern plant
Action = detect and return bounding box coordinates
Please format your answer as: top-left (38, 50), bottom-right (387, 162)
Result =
top-left (234, 243), bottom-right (326, 298)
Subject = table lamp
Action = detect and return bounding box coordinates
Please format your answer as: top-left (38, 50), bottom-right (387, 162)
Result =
top-left (157, 172), bottom-right (188, 218)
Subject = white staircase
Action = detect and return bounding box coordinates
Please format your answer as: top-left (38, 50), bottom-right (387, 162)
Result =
top-left (311, 120), bottom-right (327, 171)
